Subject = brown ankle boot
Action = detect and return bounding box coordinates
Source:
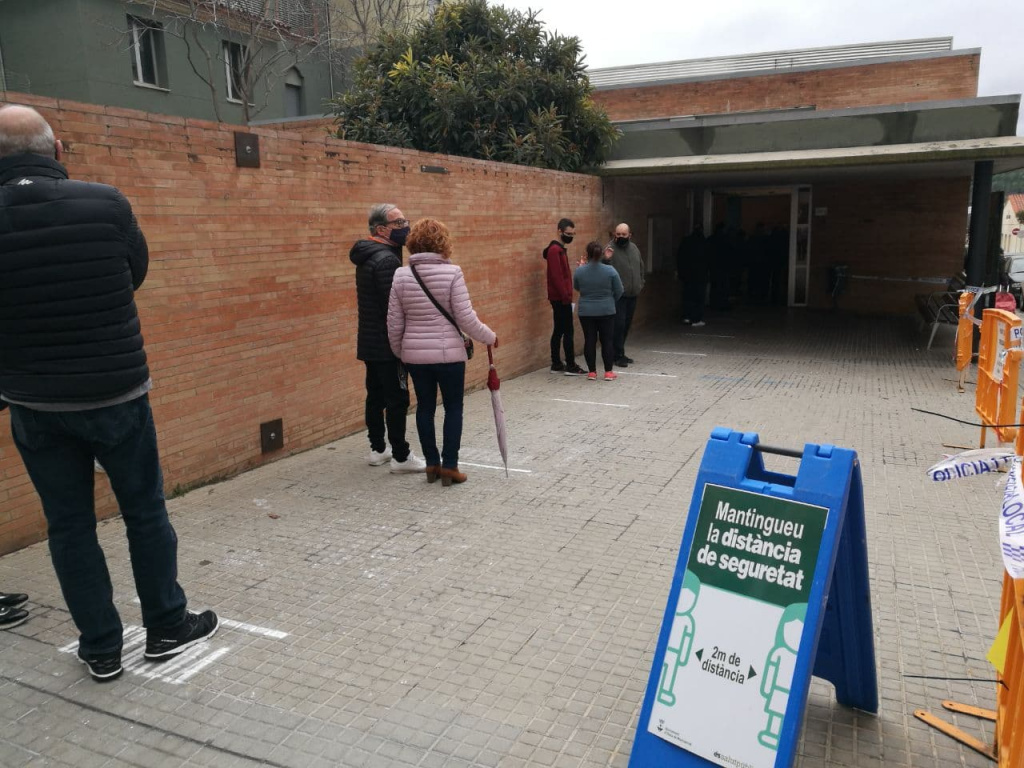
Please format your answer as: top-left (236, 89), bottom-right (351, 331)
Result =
top-left (425, 465), bottom-right (441, 483)
top-left (440, 467), bottom-right (467, 486)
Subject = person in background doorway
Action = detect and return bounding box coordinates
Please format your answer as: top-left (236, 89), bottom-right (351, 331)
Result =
top-left (677, 225), bottom-right (708, 328)
top-left (605, 223), bottom-right (645, 367)
top-left (708, 222), bottom-right (732, 311)
top-left (747, 222), bottom-right (771, 304)
top-left (543, 218), bottom-right (585, 375)
top-left (769, 225), bottom-right (790, 305)
top-left (387, 219), bottom-right (498, 487)
top-left (350, 203), bottom-right (426, 474)
top-left (574, 242), bottom-right (624, 381)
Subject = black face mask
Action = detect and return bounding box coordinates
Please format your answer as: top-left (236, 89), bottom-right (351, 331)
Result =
top-left (560, 234), bottom-right (574, 244)
top-left (615, 237), bottom-right (630, 247)
top-left (390, 226), bottom-right (410, 246)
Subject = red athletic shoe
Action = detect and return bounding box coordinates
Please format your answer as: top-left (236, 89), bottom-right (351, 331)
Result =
top-left (604, 371), bottom-right (618, 382)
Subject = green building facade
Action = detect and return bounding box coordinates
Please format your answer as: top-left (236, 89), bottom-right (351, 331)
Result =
top-left (0, 0), bottom-right (336, 122)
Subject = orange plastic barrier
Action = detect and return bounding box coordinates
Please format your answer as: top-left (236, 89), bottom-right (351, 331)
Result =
top-left (956, 292), bottom-right (976, 392)
top-left (976, 309), bottom-right (1023, 446)
top-left (995, 573), bottom-right (1024, 765)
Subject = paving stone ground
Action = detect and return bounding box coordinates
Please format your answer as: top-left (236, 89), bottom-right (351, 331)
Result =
top-left (0, 309), bottom-right (1006, 767)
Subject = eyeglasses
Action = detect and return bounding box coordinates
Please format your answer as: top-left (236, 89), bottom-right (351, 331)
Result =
top-left (388, 218), bottom-right (410, 228)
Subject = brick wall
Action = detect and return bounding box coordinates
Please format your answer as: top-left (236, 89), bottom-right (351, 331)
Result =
top-left (593, 54), bottom-right (980, 122)
top-left (0, 93), bottom-right (973, 554)
top-left (810, 178), bottom-right (970, 312)
top-left (0, 94), bottom-right (622, 555)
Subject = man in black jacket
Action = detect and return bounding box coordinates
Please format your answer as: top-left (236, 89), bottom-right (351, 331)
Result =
top-left (349, 204), bottom-right (425, 473)
top-left (0, 105), bottom-right (218, 682)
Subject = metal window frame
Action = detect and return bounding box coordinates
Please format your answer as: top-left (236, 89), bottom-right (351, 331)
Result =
top-left (128, 16), bottom-right (161, 87)
top-left (223, 40), bottom-right (246, 103)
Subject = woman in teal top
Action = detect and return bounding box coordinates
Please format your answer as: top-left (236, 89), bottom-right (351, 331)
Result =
top-left (573, 242), bottom-right (624, 381)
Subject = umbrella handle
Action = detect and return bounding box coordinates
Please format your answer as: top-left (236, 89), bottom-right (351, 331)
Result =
top-left (487, 345), bottom-right (494, 365)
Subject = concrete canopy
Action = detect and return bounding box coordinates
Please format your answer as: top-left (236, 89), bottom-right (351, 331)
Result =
top-left (598, 135), bottom-right (1024, 186)
top-left (600, 95), bottom-right (1024, 185)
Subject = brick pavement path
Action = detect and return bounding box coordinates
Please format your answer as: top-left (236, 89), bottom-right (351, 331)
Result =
top-left (0, 310), bottom-right (1003, 767)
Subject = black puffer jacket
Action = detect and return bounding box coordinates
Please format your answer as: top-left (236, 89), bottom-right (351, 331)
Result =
top-left (350, 238), bottom-right (402, 361)
top-left (0, 154), bottom-right (150, 404)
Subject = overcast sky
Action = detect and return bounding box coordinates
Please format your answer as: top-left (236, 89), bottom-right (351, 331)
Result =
top-left (496, 0), bottom-right (1020, 134)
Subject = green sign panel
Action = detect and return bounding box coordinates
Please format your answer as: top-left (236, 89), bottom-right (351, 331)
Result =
top-left (688, 484), bottom-right (826, 607)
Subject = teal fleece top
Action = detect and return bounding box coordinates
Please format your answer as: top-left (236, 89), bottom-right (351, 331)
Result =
top-left (573, 261), bottom-right (624, 317)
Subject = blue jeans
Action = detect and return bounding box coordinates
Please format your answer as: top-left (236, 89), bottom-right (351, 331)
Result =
top-left (406, 362), bottom-right (465, 469)
top-left (9, 395), bottom-right (187, 655)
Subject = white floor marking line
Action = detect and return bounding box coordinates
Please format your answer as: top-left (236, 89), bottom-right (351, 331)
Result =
top-left (614, 371), bottom-right (678, 378)
top-left (60, 616), bottom-right (284, 685)
top-left (550, 398), bottom-right (630, 408)
top-left (220, 618), bottom-right (289, 640)
top-left (650, 350), bottom-right (708, 357)
top-left (175, 647), bottom-right (231, 683)
top-left (139, 645), bottom-right (206, 679)
top-left (128, 602), bottom-right (287, 640)
top-left (459, 461), bottom-right (532, 474)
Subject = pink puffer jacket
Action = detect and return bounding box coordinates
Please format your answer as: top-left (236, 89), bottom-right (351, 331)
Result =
top-left (387, 252), bottom-right (497, 364)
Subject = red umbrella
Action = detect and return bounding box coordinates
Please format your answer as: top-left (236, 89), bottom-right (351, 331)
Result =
top-left (487, 345), bottom-right (508, 478)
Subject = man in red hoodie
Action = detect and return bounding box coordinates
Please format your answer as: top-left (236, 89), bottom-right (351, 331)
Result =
top-left (543, 218), bottom-right (585, 375)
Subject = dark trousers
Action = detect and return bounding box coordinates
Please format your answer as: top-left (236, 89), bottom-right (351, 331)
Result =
top-left (9, 395), bottom-right (187, 656)
top-left (580, 315), bottom-right (616, 373)
top-left (682, 280), bottom-right (706, 323)
top-left (364, 360), bottom-right (410, 461)
top-left (550, 301), bottom-right (575, 366)
top-left (407, 362), bottom-right (465, 469)
top-left (613, 295), bottom-right (638, 359)
top-left (710, 268), bottom-right (731, 310)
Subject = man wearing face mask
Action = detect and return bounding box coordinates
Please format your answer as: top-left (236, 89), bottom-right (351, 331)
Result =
top-left (543, 218), bottom-right (585, 375)
top-left (605, 223), bottom-right (645, 367)
top-left (350, 204), bottom-right (426, 473)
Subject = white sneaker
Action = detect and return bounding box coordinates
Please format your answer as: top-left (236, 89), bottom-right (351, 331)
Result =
top-left (368, 449), bottom-right (392, 466)
top-left (94, 459), bottom-right (106, 474)
top-left (692, 321), bottom-right (706, 328)
top-left (390, 453), bottom-right (427, 474)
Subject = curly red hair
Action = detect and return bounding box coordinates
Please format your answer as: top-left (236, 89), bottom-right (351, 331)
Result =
top-left (407, 218), bottom-right (452, 258)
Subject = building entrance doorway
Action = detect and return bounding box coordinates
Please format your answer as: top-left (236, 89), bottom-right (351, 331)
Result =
top-left (705, 186), bottom-right (812, 307)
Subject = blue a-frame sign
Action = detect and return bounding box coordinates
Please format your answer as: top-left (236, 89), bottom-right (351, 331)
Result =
top-left (629, 428), bottom-right (877, 768)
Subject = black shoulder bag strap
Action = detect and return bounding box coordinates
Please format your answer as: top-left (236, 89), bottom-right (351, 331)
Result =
top-left (410, 263), bottom-right (463, 336)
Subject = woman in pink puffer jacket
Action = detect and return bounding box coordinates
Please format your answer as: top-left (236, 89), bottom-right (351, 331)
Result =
top-left (387, 219), bottom-right (498, 486)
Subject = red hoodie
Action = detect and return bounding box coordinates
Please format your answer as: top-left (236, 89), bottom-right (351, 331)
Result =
top-left (543, 240), bottom-right (573, 304)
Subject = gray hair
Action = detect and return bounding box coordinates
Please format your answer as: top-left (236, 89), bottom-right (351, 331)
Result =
top-left (368, 203), bottom-right (397, 234)
top-left (0, 104), bottom-right (56, 159)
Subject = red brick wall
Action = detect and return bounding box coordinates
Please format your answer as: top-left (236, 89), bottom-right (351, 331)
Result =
top-left (593, 54), bottom-right (980, 122)
top-left (0, 94), bottom-right (973, 554)
top-left (810, 178), bottom-right (970, 312)
top-left (0, 94), bottom-right (618, 555)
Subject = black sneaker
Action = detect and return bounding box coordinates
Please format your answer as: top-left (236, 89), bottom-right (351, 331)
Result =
top-left (614, 357), bottom-right (629, 368)
top-left (77, 648), bottom-right (123, 682)
top-left (145, 610), bottom-right (219, 660)
top-left (0, 605), bottom-right (28, 630)
top-left (0, 592), bottom-right (28, 608)
top-left (550, 362), bottom-right (565, 374)
top-left (624, 356), bottom-right (635, 364)
top-left (564, 363), bottom-right (586, 376)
